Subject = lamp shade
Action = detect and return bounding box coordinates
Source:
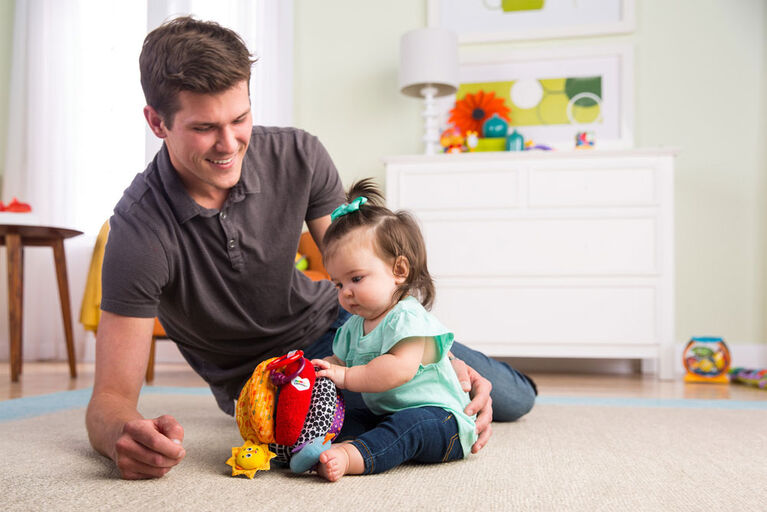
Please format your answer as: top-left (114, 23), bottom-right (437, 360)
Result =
top-left (399, 28), bottom-right (458, 98)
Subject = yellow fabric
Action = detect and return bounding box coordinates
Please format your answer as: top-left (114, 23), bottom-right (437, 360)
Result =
top-left (79, 220), bottom-right (110, 332)
top-left (236, 357), bottom-right (278, 444)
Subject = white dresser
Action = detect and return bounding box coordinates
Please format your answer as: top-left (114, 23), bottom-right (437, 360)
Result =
top-left (384, 149), bottom-right (676, 379)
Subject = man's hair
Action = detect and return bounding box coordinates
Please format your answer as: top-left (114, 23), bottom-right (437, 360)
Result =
top-left (139, 16), bottom-right (255, 128)
top-left (323, 178), bottom-right (436, 309)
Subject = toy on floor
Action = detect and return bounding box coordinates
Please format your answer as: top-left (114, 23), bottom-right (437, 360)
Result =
top-left (227, 350), bottom-right (345, 478)
top-left (683, 336), bottom-right (730, 384)
top-left (226, 440), bottom-right (277, 478)
top-left (728, 367), bottom-right (767, 389)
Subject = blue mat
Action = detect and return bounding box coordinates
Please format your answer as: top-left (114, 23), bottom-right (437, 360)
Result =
top-left (0, 386), bottom-right (212, 422)
top-left (536, 395), bottom-right (767, 410)
top-left (2, 386), bottom-right (766, 422)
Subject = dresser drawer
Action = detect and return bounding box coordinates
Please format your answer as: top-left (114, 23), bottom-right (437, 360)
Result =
top-left (433, 284), bottom-right (657, 346)
top-left (423, 217), bottom-right (657, 277)
top-left (397, 168), bottom-right (521, 211)
top-left (529, 166), bottom-right (657, 207)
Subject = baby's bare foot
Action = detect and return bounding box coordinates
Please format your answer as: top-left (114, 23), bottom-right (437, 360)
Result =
top-left (317, 446), bottom-right (350, 482)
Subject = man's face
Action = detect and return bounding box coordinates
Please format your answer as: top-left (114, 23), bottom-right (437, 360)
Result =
top-left (149, 81), bottom-right (252, 208)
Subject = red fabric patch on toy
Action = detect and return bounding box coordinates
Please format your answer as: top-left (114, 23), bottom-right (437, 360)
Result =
top-left (274, 358), bottom-right (316, 446)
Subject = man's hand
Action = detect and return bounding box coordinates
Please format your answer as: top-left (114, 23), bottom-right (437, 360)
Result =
top-left (114, 415), bottom-right (186, 480)
top-left (449, 353), bottom-right (493, 454)
top-left (86, 312), bottom-right (184, 480)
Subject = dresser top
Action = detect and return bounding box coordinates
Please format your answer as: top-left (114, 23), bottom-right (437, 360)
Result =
top-left (383, 148), bottom-right (679, 165)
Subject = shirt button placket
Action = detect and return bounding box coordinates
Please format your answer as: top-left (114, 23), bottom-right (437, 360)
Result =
top-left (221, 212), bottom-right (233, 247)
top-left (219, 208), bottom-right (242, 270)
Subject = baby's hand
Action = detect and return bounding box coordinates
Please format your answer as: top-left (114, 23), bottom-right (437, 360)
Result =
top-left (311, 359), bottom-right (347, 389)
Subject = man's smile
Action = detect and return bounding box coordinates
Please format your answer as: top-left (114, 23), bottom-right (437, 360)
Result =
top-left (206, 155), bottom-right (237, 169)
top-left (208, 156), bottom-right (234, 165)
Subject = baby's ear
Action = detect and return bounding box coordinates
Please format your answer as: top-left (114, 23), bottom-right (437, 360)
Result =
top-left (393, 256), bottom-right (410, 283)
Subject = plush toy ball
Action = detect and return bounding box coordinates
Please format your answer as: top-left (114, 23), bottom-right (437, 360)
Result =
top-left (230, 352), bottom-right (346, 476)
top-left (269, 376), bottom-right (344, 464)
top-left (274, 357), bottom-right (316, 446)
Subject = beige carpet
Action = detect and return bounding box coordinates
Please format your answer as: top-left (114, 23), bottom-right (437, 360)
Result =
top-left (1, 390), bottom-right (766, 511)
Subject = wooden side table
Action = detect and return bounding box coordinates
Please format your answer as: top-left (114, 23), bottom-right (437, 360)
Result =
top-left (0, 224), bottom-right (83, 381)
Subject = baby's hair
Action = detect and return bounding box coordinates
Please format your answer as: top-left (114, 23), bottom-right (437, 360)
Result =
top-left (323, 178), bottom-right (435, 309)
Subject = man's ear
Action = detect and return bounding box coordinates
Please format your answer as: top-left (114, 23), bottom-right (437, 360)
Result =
top-left (392, 256), bottom-right (410, 284)
top-left (144, 105), bottom-right (168, 138)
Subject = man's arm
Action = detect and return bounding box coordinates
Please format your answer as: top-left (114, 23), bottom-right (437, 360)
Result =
top-left (306, 215), bottom-right (332, 253)
top-left (86, 311), bottom-right (186, 479)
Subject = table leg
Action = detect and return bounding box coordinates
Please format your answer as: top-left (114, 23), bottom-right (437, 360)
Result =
top-left (52, 238), bottom-right (77, 378)
top-left (18, 243), bottom-right (23, 372)
top-left (6, 233), bottom-right (22, 382)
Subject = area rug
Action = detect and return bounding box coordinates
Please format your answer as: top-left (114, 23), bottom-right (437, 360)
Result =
top-left (1, 387), bottom-right (766, 511)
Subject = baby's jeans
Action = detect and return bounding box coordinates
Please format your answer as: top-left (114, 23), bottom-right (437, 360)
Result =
top-left (342, 406), bottom-right (464, 475)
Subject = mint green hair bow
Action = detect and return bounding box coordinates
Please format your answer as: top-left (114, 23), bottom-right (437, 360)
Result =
top-left (331, 196), bottom-right (368, 221)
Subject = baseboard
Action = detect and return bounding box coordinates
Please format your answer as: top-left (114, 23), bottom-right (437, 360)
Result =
top-left (499, 342), bottom-right (767, 376)
top-left (153, 339), bottom-right (187, 363)
top-left (498, 357), bottom-right (641, 375)
top-left (709, 342), bottom-right (767, 370)
top-left (79, 331), bottom-right (187, 364)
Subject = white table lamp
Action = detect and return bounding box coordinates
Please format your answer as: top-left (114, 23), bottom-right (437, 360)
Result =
top-left (399, 28), bottom-right (458, 155)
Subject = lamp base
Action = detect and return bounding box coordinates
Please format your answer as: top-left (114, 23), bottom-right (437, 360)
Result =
top-left (421, 86), bottom-right (439, 155)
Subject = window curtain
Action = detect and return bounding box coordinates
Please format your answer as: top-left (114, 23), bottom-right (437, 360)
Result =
top-left (0, 0), bottom-right (293, 363)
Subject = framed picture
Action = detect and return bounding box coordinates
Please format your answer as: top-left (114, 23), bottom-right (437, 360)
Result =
top-left (436, 45), bottom-right (634, 149)
top-left (427, 0), bottom-right (635, 43)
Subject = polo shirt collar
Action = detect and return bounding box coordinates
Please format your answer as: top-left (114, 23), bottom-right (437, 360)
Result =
top-left (226, 148), bottom-right (261, 204)
top-left (157, 142), bottom-right (261, 224)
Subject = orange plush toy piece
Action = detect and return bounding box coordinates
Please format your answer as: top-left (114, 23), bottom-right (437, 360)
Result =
top-left (268, 351), bottom-right (316, 446)
top-left (236, 356), bottom-right (279, 444)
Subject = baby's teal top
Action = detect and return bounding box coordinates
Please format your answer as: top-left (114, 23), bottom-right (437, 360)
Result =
top-left (333, 296), bottom-right (477, 456)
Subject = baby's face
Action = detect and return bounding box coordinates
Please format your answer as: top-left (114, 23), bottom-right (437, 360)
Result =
top-left (325, 232), bottom-right (404, 325)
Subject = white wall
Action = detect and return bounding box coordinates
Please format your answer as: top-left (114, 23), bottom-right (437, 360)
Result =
top-left (634, 1), bottom-right (766, 348)
top-left (294, 0), bottom-right (767, 348)
top-left (762, 3), bottom-right (767, 345)
top-left (293, 0), bottom-right (426, 180)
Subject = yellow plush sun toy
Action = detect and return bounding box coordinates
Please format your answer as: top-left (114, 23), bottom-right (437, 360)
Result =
top-left (226, 440), bottom-right (276, 478)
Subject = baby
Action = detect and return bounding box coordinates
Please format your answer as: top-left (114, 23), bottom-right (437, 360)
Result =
top-left (311, 178), bottom-right (476, 481)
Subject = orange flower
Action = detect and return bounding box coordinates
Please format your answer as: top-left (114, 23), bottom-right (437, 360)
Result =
top-left (449, 91), bottom-right (511, 135)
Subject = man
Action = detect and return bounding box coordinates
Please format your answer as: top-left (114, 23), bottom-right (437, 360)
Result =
top-left (86, 17), bottom-right (536, 480)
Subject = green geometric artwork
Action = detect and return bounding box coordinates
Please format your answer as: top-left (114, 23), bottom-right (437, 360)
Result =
top-left (456, 76), bottom-right (602, 127)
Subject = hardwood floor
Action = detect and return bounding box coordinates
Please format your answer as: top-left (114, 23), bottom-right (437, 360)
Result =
top-left (2, 361), bottom-right (765, 402)
top-left (0, 362), bottom-right (206, 401)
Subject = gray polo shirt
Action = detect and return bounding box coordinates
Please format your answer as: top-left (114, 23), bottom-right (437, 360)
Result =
top-left (102, 126), bottom-right (344, 413)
